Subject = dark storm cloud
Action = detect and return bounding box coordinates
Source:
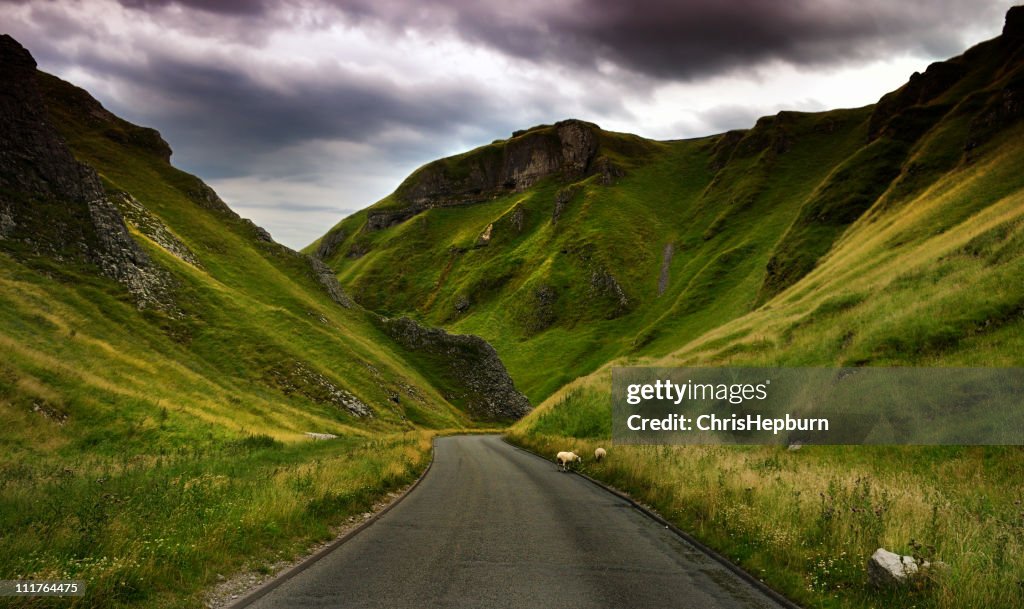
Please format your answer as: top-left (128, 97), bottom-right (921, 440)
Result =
top-left (66, 47), bottom-right (513, 178)
top-left (314, 0), bottom-right (1008, 80)
top-left (68, 0), bottom-right (1006, 165)
top-left (118, 0), bottom-right (268, 15)
top-left (100, 1), bottom-right (1008, 80)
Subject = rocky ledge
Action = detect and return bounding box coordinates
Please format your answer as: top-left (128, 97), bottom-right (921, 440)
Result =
top-left (365, 119), bottom-right (602, 231)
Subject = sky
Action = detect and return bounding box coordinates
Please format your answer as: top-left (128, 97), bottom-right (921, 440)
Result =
top-left (1, 0), bottom-right (1013, 248)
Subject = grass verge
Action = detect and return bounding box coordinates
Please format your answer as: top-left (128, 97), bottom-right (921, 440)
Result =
top-left (0, 432), bottom-right (432, 609)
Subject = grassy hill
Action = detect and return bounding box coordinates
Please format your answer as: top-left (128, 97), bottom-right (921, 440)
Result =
top-left (311, 13), bottom-right (1024, 408)
top-left (315, 9), bottom-right (1024, 609)
top-left (0, 35), bottom-right (523, 608)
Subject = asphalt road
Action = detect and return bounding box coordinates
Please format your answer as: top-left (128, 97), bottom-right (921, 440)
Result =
top-left (246, 435), bottom-right (788, 609)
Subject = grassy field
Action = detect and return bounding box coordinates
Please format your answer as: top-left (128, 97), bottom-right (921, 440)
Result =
top-left (0, 432), bottom-right (432, 609)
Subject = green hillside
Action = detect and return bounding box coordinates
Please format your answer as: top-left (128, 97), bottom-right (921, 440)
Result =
top-left (312, 15), bottom-right (1024, 407)
top-left (0, 34), bottom-right (524, 608)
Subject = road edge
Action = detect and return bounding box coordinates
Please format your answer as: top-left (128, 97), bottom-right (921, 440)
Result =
top-left (223, 437), bottom-right (437, 609)
top-left (500, 436), bottom-right (804, 609)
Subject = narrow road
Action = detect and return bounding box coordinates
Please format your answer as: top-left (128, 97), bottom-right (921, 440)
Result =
top-left (246, 435), bottom-right (789, 609)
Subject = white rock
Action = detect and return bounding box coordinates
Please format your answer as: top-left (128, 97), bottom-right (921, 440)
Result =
top-left (867, 548), bottom-right (919, 587)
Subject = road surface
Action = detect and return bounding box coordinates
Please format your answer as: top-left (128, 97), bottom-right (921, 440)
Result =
top-left (245, 435), bottom-right (789, 609)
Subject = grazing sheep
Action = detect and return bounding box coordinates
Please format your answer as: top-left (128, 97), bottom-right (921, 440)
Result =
top-left (594, 447), bottom-right (607, 462)
top-left (556, 451), bottom-right (581, 471)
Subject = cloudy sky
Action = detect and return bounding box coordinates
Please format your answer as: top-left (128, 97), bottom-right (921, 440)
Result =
top-left (1, 0), bottom-right (1012, 248)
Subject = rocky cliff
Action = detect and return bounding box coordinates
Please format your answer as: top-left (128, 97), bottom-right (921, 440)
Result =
top-left (379, 317), bottom-right (531, 420)
top-left (0, 34), bottom-right (173, 310)
top-left (362, 119), bottom-right (603, 231)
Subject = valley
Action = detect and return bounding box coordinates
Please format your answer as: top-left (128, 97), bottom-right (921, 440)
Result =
top-left (2, 5), bottom-right (1024, 609)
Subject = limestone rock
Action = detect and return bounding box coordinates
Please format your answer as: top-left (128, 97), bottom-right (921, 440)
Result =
top-left (114, 192), bottom-right (202, 268)
top-left (379, 316), bottom-right (531, 420)
top-left (309, 257), bottom-right (353, 308)
top-left (590, 267), bottom-right (630, 318)
top-left (244, 219), bottom-right (274, 243)
top-left (0, 35), bottom-right (175, 312)
top-left (868, 548), bottom-right (948, 588)
top-left (265, 360), bottom-right (371, 417)
top-left (1005, 5), bottom-right (1024, 41)
top-left (868, 548), bottom-right (918, 587)
top-left (552, 184), bottom-right (581, 224)
top-left (476, 223), bottom-right (493, 247)
top-left (367, 119), bottom-right (600, 231)
top-left (314, 228), bottom-right (346, 260)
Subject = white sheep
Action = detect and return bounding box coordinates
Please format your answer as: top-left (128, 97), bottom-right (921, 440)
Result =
top-left (594, 447), bottom-right (607, 462)
top-left (556, 451), bottom-right (581, 471)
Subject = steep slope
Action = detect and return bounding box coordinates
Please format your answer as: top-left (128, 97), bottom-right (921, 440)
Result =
top-left (0, 32), bottom-right (529, 455)
top-left (0, 33), bottom-right (530, 607)
top-left (313, 10), bottom-right (1024, 404)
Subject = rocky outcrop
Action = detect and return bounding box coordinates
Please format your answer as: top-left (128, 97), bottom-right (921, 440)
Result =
top-left (507, 204), bottom-right (525, 232)
top-left (522, 284), bottom-right (558, 333)
top-left (35, 70), bottom-right (172, 165)
top-left (552, 184), bottom-right (582, 224)
top-left (265, 360), bottom-right (371, 417)
top-left (868, 61), bottom-right (966, 141)
top-left (314, 227), bottom-right (346, 260)
top-left (1007, 5), bottom-right (1024, 39)
top-left (242, 218), bottom-right (274, 243)
top-left (594, 156), bottom-right (626, 186)
top-left (0, 35), bottom-right (174, 311)
top-left (475, 223), bottom-right (494, 247)
top-left (378, 317), bottom-right (531, 420)
top-left (366, 207), bottom-right (421, 231)
top-left (0, 35), bottom-right (106, 209)
top-left (870, 7), bottom-right (1024, 146)
top-left (114, 192), bottom-right (202, 268)
top-left (366, 120), bottom-right (601, 231)
top-left (86, 195), bottom-right (176, 311)
top-left (965, 76), bottom-right (1024, 152)
top-left (867, 548), bottom-right (948, 588)
top-left (708, 130), bottom-right (745, 171)
top-left (187, 181), bottom-right (239, 217)
top-left (476, 203), bottom-right (526, 248)
top-left (964, 11), bottom-right (1024, 153)
top-left (590, 267), bottom-right (630, 317)
top-left (308, 257), bottom-right (354, 308)
top-left (658, 243), bottom-right (674, 296)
